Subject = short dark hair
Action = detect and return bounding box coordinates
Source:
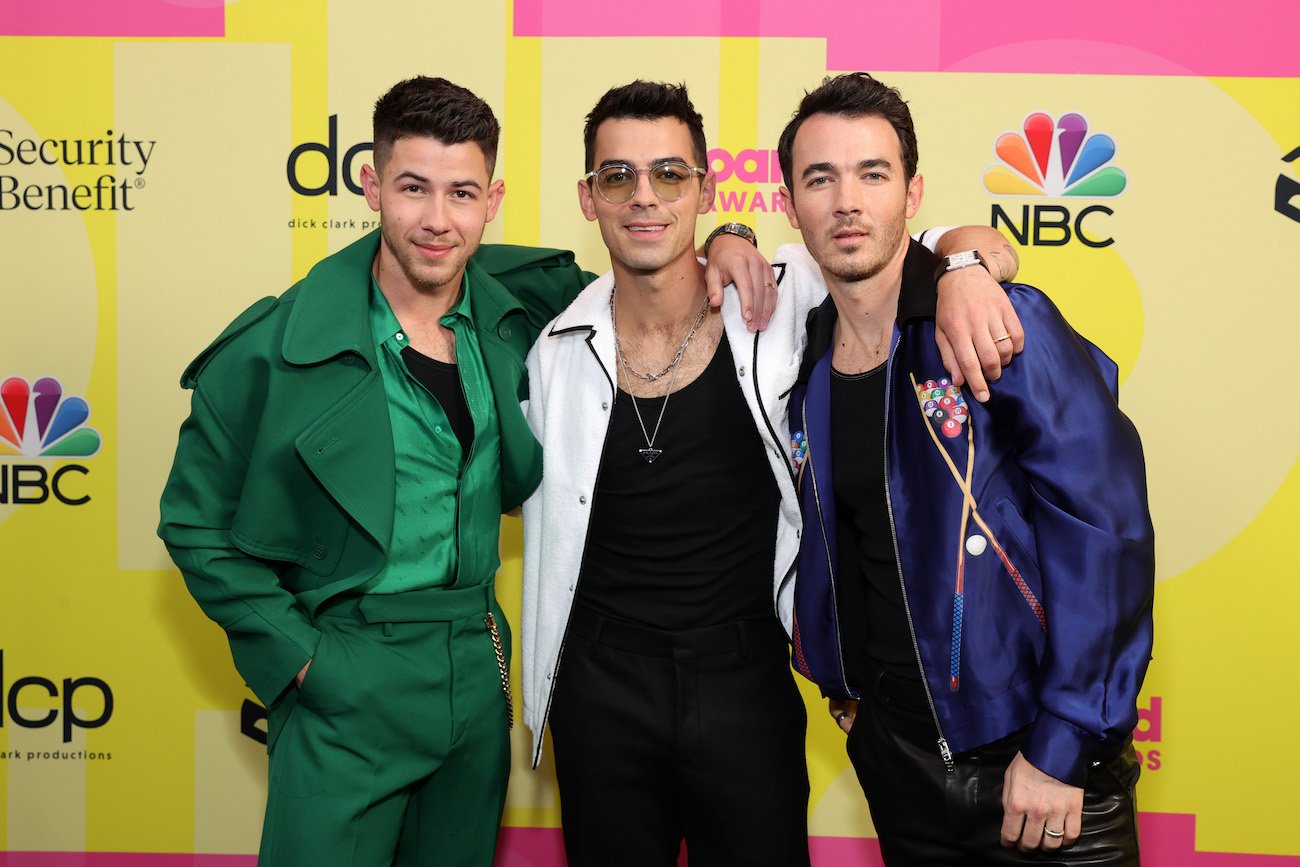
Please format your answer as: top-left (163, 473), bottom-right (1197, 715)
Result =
top-left (777, 72), bottom-right (918, 194)
top-left (372, 76), bottom-right (500, 175)
top-left (583, 81), bottom-right (708, 172)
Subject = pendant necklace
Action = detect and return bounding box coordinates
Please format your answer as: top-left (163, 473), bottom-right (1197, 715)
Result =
top-left (611, 287), bottom-right (709, 463)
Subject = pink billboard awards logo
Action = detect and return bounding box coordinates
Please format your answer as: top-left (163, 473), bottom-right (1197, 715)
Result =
top-left (709, 148), bottom-right (785, 215)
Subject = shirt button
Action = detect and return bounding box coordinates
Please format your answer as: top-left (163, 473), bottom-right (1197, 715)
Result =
top-left (738, 365), bottom-right (746, 377)
top-left (435, 425), bottom-right (443, 434)
top-left (579, 495), bottom-right (587, 505)
top-left (546, 672), bottom-right (552, 680)
top-left (568, 583), bottom-right (575, 591)
top-left (601, 401), bottom-right (609, 411)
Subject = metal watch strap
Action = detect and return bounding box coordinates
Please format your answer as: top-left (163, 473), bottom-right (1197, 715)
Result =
top-left (703, 221), bottom-right (757, 254)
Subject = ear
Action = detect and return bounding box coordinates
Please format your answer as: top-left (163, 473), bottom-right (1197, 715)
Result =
top-left (696, 169), bottom-right (716, 215)
top-left (779, 186), bottom-right (800, 230)
top-left (905, 173), bottom-right (923, 219)
top-left (577, 177), bottom-right (598, 222)
top-left (361, 163), bottom-right (382, 213)
top-left (485, 178), bottom-right (506, 223)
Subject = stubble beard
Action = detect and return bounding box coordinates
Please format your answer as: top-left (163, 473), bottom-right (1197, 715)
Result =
top-left (814, 213), bottom-right (908, 285)
top-left (381, 225), bottom-right (464, 294)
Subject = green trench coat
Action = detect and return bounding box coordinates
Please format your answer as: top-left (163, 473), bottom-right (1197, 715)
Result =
top-left (158, 230), bottom-right (587, 738)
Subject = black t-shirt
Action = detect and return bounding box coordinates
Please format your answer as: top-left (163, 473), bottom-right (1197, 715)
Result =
top-left (401, 346), bottom-right (474, 456)
top-left (575, 337), bottom-right (780, 631)
top-left (830, 363), bottom-right (922, 685)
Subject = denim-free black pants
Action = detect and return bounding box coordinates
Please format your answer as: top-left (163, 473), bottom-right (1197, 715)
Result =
top-left (549, 604), bottom-right (811, 867)
top-left (847, 666), bottom-right (1141, 866)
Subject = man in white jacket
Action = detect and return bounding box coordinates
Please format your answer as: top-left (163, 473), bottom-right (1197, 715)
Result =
top-left (521, 80), bottom-right (1020, 866)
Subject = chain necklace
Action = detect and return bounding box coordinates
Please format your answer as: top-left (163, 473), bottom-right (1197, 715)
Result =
top-left (610, 287), bottom-right (710, 463)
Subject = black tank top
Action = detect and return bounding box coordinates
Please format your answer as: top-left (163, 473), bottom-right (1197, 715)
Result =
top-left (575, 337), bottom-right (781, 631)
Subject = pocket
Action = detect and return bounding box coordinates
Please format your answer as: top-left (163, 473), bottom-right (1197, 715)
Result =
top-left (295, 628), bottom-right (330, 709)
top-left (991, 497), bottom-right (1045, 625)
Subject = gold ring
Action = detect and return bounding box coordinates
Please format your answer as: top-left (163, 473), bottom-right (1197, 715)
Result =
top-left (764, 281), bottom-right (777, 289)
top-left (994, 334), bottom-right (1012, 343)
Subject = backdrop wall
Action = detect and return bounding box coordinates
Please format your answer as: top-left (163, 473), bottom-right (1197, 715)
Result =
top-left (1, 1), bottom-right (1298, 864)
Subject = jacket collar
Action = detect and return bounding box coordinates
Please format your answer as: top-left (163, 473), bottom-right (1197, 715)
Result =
top-left (281, 229), bottom-right (524, 365)
top-left (797, 238), bottom-right (939, 383)
top-left (548, 268), bottom-right (615, 334)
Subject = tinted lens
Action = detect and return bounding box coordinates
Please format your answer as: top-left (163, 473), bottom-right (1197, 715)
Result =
top-left (594, 163), bottom-right (696, 203)
top-left (649, 163), bottom-right (695, 201)
top-left (595, 165), bottom-right (637, 202)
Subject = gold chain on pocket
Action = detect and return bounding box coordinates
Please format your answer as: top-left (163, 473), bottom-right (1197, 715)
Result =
top-left (484, 612), bottom-right (513, 729)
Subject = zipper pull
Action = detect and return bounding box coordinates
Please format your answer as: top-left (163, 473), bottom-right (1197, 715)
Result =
top-left (937, 737), bottom-right (954, 771)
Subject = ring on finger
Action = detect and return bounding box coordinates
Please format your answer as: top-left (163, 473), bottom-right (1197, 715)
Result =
top-left (764, 281), bottom-right (778, 289)
top-left (993, 333), bottom-right (1012, 343)
top-left (1043, 827), bottom-right (1065, 839)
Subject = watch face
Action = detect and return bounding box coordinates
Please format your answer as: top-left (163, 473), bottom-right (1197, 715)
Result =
top-left (947, 250), bottom-right (980, 270)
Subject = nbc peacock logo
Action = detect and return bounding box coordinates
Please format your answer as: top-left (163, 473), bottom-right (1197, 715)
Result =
top-left (984, 112), bottom-right (1127, 198)
top-left (0, 377), bottom-right (101, 458)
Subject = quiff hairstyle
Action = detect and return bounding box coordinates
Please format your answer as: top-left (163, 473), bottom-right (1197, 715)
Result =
top-left (777, 72), bottom-right (918, 197)
top-left (582, 80), bottom-right (708, 172)
top-left (372, 76), bottom-right (500, 175)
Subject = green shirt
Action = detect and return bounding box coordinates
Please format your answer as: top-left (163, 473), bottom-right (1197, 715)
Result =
top-left (365, 272), bottom-right (502, 593)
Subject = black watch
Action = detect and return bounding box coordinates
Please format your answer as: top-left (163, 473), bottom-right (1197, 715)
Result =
top-left (703, 221), bottom-right (758, 254)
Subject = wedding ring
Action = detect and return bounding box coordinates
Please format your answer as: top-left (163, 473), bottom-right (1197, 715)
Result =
top-left (993, 334), bottom-right (1012, 343)
top-left (764, 281), bottom-right (777, 289)
top-left (1043, 827), bottom-right (1065, 839)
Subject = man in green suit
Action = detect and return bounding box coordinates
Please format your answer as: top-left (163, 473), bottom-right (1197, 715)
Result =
top-left (158, 77), bottom-right (589, 865)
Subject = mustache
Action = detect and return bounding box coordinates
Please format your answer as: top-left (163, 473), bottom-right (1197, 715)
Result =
top-left (831, 219), bottom-right (870, 235)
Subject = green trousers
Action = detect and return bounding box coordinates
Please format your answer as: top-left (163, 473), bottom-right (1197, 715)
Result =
top-left (259, 585), bottom-right (512, 866)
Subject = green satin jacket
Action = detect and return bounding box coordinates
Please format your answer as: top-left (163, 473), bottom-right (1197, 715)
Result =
top-left (158, 229), bottom-right (588, 707)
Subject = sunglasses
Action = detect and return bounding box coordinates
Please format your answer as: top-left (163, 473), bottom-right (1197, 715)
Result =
top-left (584, 161), bottom-right (707, 204)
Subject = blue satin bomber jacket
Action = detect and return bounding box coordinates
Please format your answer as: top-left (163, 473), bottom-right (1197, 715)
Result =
top-left (789, 241), bottom-right (1155, 787)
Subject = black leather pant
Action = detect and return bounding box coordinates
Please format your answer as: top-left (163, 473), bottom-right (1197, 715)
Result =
top-left (846, 666), bottom-right (1141, 866)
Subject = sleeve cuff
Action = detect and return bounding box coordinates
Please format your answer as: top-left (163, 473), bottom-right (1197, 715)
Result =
top-left (1021, 712), bottom-right (1101, 788)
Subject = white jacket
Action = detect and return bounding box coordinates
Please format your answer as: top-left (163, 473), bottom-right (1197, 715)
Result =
top-left (520, 248), bottom-right (828, 766)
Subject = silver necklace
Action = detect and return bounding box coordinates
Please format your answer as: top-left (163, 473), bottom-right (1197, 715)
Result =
top-left (610, 288), bottom-right (709, 463)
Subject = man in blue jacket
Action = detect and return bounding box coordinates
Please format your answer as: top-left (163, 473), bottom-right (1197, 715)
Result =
top-left (780, 73), bottom-right (1154, 865)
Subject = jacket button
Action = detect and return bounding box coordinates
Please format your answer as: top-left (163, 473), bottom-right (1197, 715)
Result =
top-left (312, 544), bottom-right (327, 559)
top-left (499, 324), bottom-right (513, 340)
top-left (965, 534), bottom-right (987, 556)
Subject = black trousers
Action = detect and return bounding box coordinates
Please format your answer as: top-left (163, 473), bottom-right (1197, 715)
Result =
top-left (549, 605), bottom-right (811, 867)
top-left (846, 666), bottom-right (1142, 866)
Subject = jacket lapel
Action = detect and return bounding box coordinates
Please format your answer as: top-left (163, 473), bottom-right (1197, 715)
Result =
top-left (281, 230), bottom-right (397, 550)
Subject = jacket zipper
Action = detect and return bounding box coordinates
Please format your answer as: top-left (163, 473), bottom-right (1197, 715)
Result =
top-left (802, 395), bottom-right (855, 699)
top-left (882, 339), bottom-right (955, 772)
